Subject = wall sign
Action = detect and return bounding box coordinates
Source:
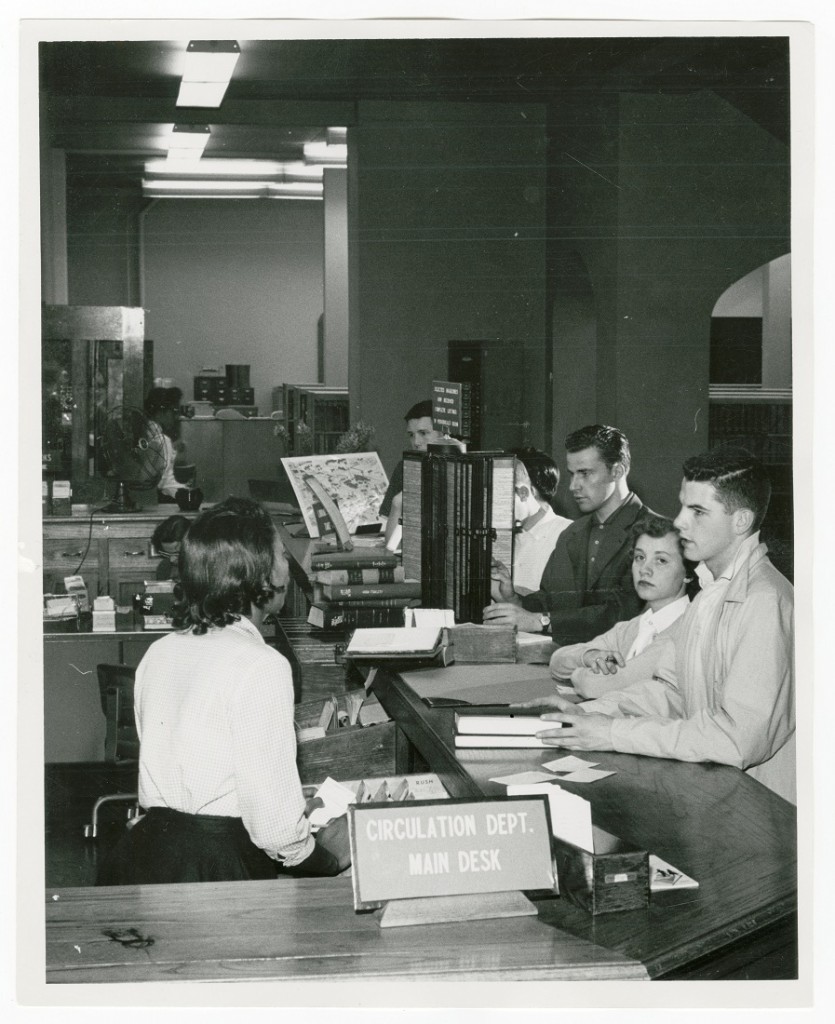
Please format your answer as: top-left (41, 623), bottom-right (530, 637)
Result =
top-left (431, 380), bottom-right (463, 435)
top-left (349, 796), bottom-right (557, 910)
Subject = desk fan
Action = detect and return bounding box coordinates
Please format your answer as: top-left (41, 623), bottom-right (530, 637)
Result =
top-left (99, 406), bottom-right (166, 512)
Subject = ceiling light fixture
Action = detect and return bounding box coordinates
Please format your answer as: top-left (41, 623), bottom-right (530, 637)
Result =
top-left (177, 40), bottom-right (241, 108)
top-left (166, 124), bottom-right (211, 161)
top-left (142, 162), bottom-right (325, 200)
top-left (303, 141), bottom-right (347, 166)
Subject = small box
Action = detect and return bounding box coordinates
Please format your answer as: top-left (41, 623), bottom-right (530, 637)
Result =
top-left (553, 826), bottom-right (649, 915)
top-left (50, 479), bottom-right (72, 516)
top-left (448, 624), bottom-right (516, 663)
top-left (92, 595), bottom-right (117, 633)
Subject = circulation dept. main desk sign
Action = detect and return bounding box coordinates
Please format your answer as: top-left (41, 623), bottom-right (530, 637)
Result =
top-left (349, 796), bottom-right (557, 910)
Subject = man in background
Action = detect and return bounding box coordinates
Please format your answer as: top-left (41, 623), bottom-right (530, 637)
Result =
top-left (484, 424), bottom-right (648, 643)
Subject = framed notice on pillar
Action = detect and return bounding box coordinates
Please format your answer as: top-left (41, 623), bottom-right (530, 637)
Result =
top-left (348, 795), bottom-right (557, 913)
top-left (431, 380), bottom-right (464, 437)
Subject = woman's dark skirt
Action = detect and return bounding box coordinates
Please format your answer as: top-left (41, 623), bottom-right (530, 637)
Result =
top-left (96, 806), bottom-right (279, 886)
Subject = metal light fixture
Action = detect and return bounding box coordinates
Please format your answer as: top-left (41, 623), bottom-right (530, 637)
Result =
top-left (142, 158), bottom-right (325, 199)
top-left (177, 41), bottom-right (241, 108)
top-left (166, 124), bottom-right (211, 161)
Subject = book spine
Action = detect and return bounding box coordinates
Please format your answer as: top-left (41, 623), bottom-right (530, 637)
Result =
top-left (310, 552), bottom-right (399, 571)
top-left (320, 581), bottom-right (421, 601)
top-left (311, 566), bottom-right (405, 585)
top-left (453, 735), bottom-right (551, 749)
top-left (308, 604), bottom-right (407, 629)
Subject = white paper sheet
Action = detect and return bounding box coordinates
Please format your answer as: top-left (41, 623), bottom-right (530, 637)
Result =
top-left (543, 755), bottom-right (600, 773)
top-left (506, 782), bottom-right (594, 853)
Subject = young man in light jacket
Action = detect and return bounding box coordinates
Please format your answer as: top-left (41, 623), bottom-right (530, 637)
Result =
top-left (531, 447), bottom-right (795, 804)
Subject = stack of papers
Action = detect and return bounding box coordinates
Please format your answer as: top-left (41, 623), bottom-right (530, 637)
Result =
top-left (453, 708), bottom-right (561, 748)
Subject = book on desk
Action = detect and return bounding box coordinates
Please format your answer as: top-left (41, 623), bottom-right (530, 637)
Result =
top-left (454, 707), bottom-right (561, 748)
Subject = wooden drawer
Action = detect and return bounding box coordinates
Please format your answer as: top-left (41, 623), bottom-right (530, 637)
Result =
top-left (43, 536), bottom-right (100, 570)
top-left (107, 535), bottom-right (159, 570)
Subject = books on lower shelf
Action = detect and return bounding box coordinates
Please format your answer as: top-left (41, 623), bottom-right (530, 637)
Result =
top-left (307, 545), bottom-right (421, 631)
top-left (316, 580), bottom-right (421, 601)
top-left (307, 603), bottom-right (411, 629)
top-left (453, 708), bottom-right (561, 748)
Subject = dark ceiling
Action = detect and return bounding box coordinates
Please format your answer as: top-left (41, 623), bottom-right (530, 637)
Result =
top-left (39, 35), bottom-right (790, 188)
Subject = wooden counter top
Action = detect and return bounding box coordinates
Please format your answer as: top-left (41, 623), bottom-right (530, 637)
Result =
top-left (371, 667), bottom-right (798, 980)
top-left (45, 876), bottom-right (647, 984)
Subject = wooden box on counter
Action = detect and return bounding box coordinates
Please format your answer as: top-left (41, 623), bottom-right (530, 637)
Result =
top-left (553, 826), bottom-right (650, 916)
top-left (294, 693), bottom-right (398, 785)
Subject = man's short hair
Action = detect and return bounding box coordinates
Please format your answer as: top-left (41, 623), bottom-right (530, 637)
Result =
top-left (507, 446), bottom-right (560, 502)
top-left (173, 497), bottom-right (278, 634)
top-left (682, 446), bottom-right (772, 531)
top-left (404, 400), bottom-right (433, 422)
top-left (565, 424), bottom-right (631, 473)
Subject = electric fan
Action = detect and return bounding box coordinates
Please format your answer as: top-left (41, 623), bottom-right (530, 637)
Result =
top-left (99, 406), bottom-right (167, 512)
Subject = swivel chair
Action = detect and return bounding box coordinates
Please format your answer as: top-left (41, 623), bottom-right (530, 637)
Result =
top-left (83, 664), bottom-right (142, 838)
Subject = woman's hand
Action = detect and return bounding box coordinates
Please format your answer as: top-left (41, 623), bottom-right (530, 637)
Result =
top-left (581, 649), bottom-right (626, 675)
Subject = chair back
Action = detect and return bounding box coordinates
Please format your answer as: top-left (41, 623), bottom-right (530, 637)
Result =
top-left (96, 664), bottom-right (140, 763)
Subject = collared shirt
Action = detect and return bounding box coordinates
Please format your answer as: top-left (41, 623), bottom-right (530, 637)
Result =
top-left (135, 617), bottom-right (314, 867)
top-left (625, 594), bottom-right (690, 661)
top-left (587, 491), bottom-right (635, 574)
top-left (513, 506), bottom-right (572, 594)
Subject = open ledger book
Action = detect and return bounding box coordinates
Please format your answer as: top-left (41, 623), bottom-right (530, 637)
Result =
top-left (346, 626), bottom-right (443, 658)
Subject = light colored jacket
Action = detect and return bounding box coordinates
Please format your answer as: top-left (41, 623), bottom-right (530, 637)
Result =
top-left (589, 542), bottom-right (795, 803)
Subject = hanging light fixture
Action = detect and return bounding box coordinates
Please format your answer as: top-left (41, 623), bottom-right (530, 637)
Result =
top-left (177, 41), bottom-right (241, 108)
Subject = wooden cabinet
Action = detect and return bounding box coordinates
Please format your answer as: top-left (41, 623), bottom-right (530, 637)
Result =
top-left (43, 513), bottom-right (172, 604)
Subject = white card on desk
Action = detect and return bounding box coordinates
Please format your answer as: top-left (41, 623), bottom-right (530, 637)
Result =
top-left (543, 755), bottom-right (600, 773)
top-left (489, 770), bottom-right (555, 787)
top-left (308, 776), bottom-right (356, 828)
top-left (559, 767), bottom-right (616, 783)
top-left (506, 782), bottom-right (594, 853)
top-left (649, 854), bottom-right (699, 890)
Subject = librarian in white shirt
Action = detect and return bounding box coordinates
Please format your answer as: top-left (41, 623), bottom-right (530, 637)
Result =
top-left (549, 514), bottom-right (696, 699)
top-left (492, 447), bottom-right (571, 597)
top-left (98, 497), bottom-right (351, 885)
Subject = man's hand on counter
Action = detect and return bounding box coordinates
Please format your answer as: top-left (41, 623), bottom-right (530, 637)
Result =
top-left (482, 601), bottom-right (543, 633)
top-left (535, 702), bottom-right (616, 752)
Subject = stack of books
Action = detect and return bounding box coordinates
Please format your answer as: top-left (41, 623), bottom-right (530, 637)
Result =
top-left (453, 707), bottom-right (562, 748)
top-left (306, 547), bottom-right (421, 629)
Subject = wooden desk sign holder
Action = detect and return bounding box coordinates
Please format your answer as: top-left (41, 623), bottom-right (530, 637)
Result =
top-left (378, 890), bottom-right (536, 928)
top-left (553, 825), bottom-right (649, 915)
top-left (349, 795), bottom-right (558, 929)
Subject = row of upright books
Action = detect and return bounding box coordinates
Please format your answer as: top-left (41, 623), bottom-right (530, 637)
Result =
top-left (306, 545), bottom-right (421, 629)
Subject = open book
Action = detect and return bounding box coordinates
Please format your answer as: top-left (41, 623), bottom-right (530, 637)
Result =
top-left (346, 626), bottom-right (442, 658)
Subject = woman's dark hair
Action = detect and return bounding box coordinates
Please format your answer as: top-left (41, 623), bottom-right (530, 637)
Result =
top-left (151, 515), bottom-right (190, 552)
top-left (506, 446), bottom-right (560, 502)
top-left (173, 497), bottom-right (279, 634)
top-left (630, 513), bottom-right (700, 600)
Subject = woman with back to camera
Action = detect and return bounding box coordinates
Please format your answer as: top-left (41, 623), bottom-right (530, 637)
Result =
top-left (98, 497), bottom-right (350, 885)
top-left (549, 514), bottom-right (698, 700)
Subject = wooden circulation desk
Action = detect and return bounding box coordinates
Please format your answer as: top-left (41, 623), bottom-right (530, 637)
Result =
top-left (370, 664), bottom-right (798, 981)
top-left (44, 662), bottom-right (796, 984)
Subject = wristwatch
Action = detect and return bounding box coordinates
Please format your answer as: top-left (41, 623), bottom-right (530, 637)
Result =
top-left (539, 612), bottom-right (551, 634)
